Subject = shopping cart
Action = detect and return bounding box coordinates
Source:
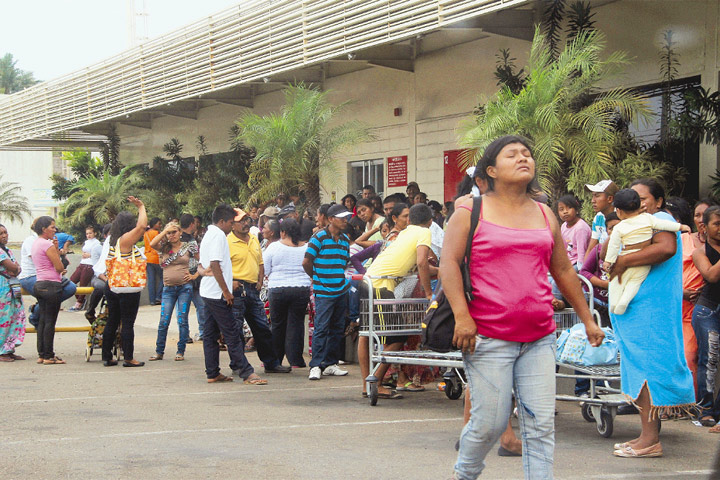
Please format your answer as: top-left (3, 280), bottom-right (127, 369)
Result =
top-left (554, 275), bottom-right (628, 438)
top-left (359, 275), bottom-right (466, 406)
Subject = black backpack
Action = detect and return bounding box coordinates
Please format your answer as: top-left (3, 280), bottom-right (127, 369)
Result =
top-left (421, 196), bottom-right (481, 352)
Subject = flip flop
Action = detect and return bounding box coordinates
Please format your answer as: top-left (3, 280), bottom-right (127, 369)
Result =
top-left (207, 373), bottom-right (234, 383)
top-left (0, 354), bottom-right (14, 362)
top-left (709, 424), bottom-right (720, 434)
top-left (175, 354), bottom-right (184, 361)
top-left (10, 354), bottom-right (25, 360)
top-left (396, 382), bottom-right (426, 392)
top-left (377, 390), bottom-right (403, 399)
top-left (43, 357), bottom-right (66, 365)
top-left (243, 374), bottom-right (268, 385)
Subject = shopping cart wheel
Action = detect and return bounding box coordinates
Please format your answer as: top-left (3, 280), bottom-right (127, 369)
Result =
top-left (368, 382), bottom-right (378, 406)
top-left (85, 346), bottom-right (92, 362)
top-left (581, 403), bottom-right (595, 423)
top-left (597, 408), bottom-right (614, 438)
top-left (445, 378), bottom-right (463, 400)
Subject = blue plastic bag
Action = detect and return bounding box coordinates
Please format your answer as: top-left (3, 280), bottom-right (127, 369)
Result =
top-left (556, 323), bottom-right (619, 366)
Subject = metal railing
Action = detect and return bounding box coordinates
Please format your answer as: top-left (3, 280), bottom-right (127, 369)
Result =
top-left (0, 0), bottom-right (527, 146)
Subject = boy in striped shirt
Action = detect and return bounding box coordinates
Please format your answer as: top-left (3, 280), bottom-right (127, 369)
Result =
top-left (303, 204), bottom-right (353, 380)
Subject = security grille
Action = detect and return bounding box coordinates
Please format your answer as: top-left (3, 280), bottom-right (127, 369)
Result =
top-left (0, 0), bottom-right (527, 146)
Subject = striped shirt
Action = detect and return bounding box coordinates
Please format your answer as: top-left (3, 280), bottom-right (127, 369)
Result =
top-left (305, 227), bottom-right (350, 297)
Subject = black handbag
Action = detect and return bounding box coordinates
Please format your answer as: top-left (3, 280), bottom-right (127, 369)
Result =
top-left (421, 196), bottom-right (481, 352)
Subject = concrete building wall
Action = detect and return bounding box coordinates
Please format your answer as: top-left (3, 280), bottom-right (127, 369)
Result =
top-left (0, 150), bottom-right (58, 242)
top-left (115, 0), bottom-right (719, 204)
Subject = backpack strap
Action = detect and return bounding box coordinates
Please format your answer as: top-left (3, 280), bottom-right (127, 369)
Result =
top-left (461, 195), bottom-right (482, 301)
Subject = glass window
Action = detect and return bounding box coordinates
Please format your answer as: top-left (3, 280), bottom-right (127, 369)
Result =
top-left (348, 159), bottom-right (384, 198)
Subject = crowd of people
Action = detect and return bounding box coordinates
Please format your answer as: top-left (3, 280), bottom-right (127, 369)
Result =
top-left (0, 134), bottom-right (717, 478)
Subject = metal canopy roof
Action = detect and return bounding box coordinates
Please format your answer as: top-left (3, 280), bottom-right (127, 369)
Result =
top-left (0, 0), bottom-right (531, 146)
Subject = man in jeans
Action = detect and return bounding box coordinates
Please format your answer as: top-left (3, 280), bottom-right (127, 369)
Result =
top-left (303, 204), bottom-right (352, 380)
top-left (179, 213), bottom-right (205, 342)
top-left (227, 208), bottom-right (290, 374)
top-left (199, 204), bottom-right (266, 385)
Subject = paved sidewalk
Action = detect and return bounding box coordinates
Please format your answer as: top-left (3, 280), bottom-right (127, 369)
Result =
top-left (3, 305), bottom-right (718, 479)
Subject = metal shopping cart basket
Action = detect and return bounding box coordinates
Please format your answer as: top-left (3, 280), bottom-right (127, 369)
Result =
top-left (359, 275), bottom-right (465, 406)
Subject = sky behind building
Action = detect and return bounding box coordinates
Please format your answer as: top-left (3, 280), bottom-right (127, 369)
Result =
top-left (2, 0), bottom-right (244, 82)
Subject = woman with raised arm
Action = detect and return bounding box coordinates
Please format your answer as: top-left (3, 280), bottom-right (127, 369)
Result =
top-left (102, 196), bottom-right (148, 367)
top-left (445, 136), bottom-right (603, 480)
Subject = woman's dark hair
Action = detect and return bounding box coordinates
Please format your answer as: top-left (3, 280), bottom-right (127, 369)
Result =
top-left (665, 197), bottom-right (693, 228)
top-left (356, 198), bottom-right (374, 210)
top-left (343, 223), bottom-right (359, 242)
top-left (0, 224), bottom-right (8, 254)
top-left (33, 216), bottom-right (55, 236)
top-left (341, 194), bottom-right (357, 208)
top-left (629, 178), bottom-right (666, 210)
top-left (472, 135), bottom-right (537, 194)
top-left (318, 203), bottom-right (331, 218)
top-left (613, 189), bottom-right (641, 211)
top-left (211, 204), bottom-right (236, 224)
top-left (371, 195), bottom-right (384, 214)
top-left (605, 212), bottom-right (620, 224)
top-left (427, 200), bottom-right (442, 214)
top-left (109, 211), bottom-right (137, 245)
top-left (279, 218), bottom-right (301, 245)
top-left (556, 194), bottom-right (581, 212)
top-left (102, 223), bottom-right (112, 237)
top-left (696, 198), bottom-right (716, 209)
top-left (148, 217), bottom-right (161, 229)
top-left (703, 205), bottom-right (720, 225)
top-left (455, 175), bottom-right (474, 200)
top-left (265, 219), bottom-right (281, 240)
top-left (387, 202), bottom-right (409, 229)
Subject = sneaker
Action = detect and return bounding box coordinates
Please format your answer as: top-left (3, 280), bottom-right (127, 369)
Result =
top-left (322, 364), bottom-right (348, 376)
top-left (193, 333), bottom-right (203, 342)
top-left (576, 391), bottom-right (590, 406)
top-left (308, 366), bottom-right (321, 380)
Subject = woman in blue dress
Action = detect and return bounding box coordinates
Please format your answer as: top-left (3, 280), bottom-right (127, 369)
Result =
top-left (0, 224), bottom-right (26, 361)
top-left (608, 178), bottom-right (695, 458)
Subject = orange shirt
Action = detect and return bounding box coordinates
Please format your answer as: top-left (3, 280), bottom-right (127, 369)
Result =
top-left (144, 229), bottom-right (160, 264)
top-left (681, 232), bottom-right (704, 323)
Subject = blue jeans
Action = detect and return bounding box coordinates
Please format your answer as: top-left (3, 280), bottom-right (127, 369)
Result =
top-left (20, 276), bottom-right (77, 328)
top-left (455, 333), bottom-right (556, 480)
top-left (232, 281), bottom-right (280, 369)
top-left (156, 283), bottom-right (192, 355)
top-left (692, 303), bottom-right (720, 418)
top-left (146, 263), bottom-right (163, 304)
top-left (192, 287), bottom-right (206, 337)
top-left (310, 293), bottom-right (348, 369)
top-left (347, 280), bottom-right (360, 323)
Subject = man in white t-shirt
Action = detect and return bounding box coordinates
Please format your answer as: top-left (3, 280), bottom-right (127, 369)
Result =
top-left (199, 204), bottom-right (265, 385)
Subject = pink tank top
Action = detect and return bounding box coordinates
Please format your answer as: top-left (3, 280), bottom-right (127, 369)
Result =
top-left (460, 201), bottom-right (555, 342)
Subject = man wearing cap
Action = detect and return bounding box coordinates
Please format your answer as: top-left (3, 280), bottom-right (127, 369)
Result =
top-left (584, 179), bottom-right (620, 260)
top-left (228, 208), bottom-right (291, 374)
top-left (279, 204), bottom-right (315, 241)
top-left (303, 204), bottom-right (353, 380)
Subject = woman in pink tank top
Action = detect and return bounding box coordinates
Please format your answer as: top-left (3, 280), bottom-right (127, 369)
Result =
top-left (444, 136), bottom-right (604, 480)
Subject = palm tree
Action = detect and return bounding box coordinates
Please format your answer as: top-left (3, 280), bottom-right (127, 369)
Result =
top-left (60, 166), bottom-right (143, 227)
top-left (0, 175), bottom-right (31, 224)
top-left (458, 29), bottom-right (652, 205)
top-left (236, 84), bottom-right (372, 210)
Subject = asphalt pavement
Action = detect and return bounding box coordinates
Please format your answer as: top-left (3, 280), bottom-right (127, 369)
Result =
top-left (3, 304), bottom-right (719, 480)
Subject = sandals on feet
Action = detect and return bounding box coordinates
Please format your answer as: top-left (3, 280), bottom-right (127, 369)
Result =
top-left (0, 354), bottom-right (14, 362)
top-left (10, 353), bottom-right (25, 360)
top-left (36, 357), bottom-right (43, 364)
top-left (149, 354), bottom-right (164, 361)
top-left (175, 354), bottom-right (184, 361)
top-left (396, 382), bottom-right (426, 392)
top-left (709, 424), bottom-right (720, 434)
top-left (43, 357), bottom-right (66, 365)
top-left (207, 373), bottom-right (233, 383)
top-left (243, 374), bottom-right (268, 385)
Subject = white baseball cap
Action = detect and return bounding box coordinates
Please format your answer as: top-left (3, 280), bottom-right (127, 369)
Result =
top-left (585, 180), bottom-right (619, 195)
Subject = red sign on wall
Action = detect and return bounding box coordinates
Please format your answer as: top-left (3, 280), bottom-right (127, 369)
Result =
top-left (387, 155), bottom-right (408, 187)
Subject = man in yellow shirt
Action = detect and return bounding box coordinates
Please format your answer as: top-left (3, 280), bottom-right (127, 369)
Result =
top-left (228, 208), bottom-right (291, 375)
top-left (358, 203), bottom-right (437, 399)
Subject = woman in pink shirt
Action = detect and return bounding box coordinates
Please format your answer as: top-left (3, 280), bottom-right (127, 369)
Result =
top-left (443, 136), bottom-right (604, 480)
top-left (31, 216), bottom-right (67, 365)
